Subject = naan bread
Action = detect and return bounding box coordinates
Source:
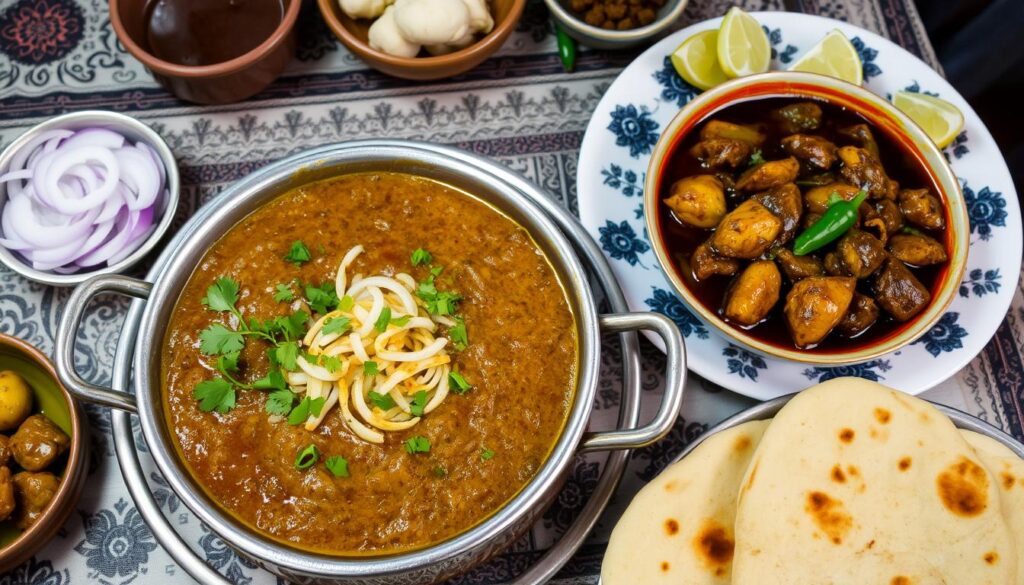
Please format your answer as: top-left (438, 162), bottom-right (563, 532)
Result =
top-left (602, 420), bottom-right (770, 585)
top-left (963, 429), bottom-right (1024, 585)
top-left (732, 377), bottom-right (1018, 585)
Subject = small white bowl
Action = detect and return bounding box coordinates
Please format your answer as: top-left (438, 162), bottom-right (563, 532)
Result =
top-left (545, 0), bottom-right (688, 50)
top-left (0, 111), bottom-right (180, 287)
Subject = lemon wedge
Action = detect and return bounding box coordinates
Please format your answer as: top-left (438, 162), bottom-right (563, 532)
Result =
top-left (671, 30), bottom-right (730, 91)
top-left (716, 7), bottom-right (771, 78)
top-left (788, 29), bottom-right (863, 85)
top-left (892, 91), bottom-right (965, 148)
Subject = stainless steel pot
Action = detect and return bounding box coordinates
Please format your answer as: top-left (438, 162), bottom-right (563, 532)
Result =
top-left (54, 141), bottom-right (687, 584)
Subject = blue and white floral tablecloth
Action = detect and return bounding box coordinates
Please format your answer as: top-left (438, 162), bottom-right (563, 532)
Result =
top-left (0, 0), bottom-right (1020, 583)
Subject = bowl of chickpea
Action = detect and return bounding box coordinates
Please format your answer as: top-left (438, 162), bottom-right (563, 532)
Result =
top-left (544, 0), bottom-right (686, 49)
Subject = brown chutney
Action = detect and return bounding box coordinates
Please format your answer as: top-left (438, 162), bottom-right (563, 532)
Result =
top-left (162, 172), bottom-right (578, 555)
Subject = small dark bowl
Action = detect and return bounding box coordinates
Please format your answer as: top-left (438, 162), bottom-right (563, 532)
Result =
top-left (109, 0), bottom-right (302, 104)
top-left (0, 334), bottom-right (88, 573)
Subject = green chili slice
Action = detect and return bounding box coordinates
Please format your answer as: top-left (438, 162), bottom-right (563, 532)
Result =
top-left (294, 444), bottom-right (320, 470)
top-left (555, 25), bottom-right (577, 73)
top-left (792, 190), bottom-right (868, 256)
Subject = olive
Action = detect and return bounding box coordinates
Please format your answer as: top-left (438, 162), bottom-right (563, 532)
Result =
top-left (0, 371), bottom-right (33, 432)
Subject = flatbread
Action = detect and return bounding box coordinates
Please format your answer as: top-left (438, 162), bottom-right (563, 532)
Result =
top-left (601, 420), bottom-right (770, 585)
top-left (963, 429), bottom-right (1024, 585)
top-left (732, 377), bottom-right (1018, 585)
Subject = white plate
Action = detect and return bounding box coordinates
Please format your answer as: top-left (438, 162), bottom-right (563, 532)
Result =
top-left (577, 12), bottom-right (1022, 399)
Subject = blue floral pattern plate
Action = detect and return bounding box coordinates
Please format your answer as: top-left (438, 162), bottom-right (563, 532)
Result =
top-left (577, 12), bottom-right (1022, 400)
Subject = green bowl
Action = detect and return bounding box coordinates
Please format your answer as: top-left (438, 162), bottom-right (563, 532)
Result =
top-left (0, 334), bottom-right (87, 571)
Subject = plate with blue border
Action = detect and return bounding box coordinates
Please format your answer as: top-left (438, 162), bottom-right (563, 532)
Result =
top-left (576, 12), bottom-right (1022, 399)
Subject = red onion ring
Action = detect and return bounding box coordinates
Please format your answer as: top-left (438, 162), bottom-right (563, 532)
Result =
top-left (0, 126), bottom-right (168, 273)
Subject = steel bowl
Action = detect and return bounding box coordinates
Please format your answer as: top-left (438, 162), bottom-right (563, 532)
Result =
top-left (54, 140), bottom-right (686, 584)
top-left (544, 0), bottom-right (687, 50)
top-left (644, 72), bottom-right (969, 365)
top-left (0, 110), bottom-right (180, 287)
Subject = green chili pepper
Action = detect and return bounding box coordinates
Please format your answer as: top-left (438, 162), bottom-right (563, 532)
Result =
top-left (792, 190), bottom-right (868, 256)
top-left (555, 25), bottom-right (576, 73)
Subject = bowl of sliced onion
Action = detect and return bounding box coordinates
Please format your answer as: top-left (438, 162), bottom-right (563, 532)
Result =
top-left (0, 110), bottom-right (179, 286)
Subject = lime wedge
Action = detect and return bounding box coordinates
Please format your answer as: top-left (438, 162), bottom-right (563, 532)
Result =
top-left (788, 29), bottom-right (863, 85)
top-left (892, 91), bottom-right (965, 148)
top-left (716, 7), bottom-right (771, 78)
top-left (671, 30), bottom-right (730, 91)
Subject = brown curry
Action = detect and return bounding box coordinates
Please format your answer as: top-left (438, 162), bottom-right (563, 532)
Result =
top-left (162, 172), bottom-right (578, 555)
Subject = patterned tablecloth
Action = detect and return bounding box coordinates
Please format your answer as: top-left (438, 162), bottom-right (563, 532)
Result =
top-left (0, 0), bottom-right (1021, 583)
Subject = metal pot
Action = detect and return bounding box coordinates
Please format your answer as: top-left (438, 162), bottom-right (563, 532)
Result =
top-left (54, 141), bottom-right (687, 584)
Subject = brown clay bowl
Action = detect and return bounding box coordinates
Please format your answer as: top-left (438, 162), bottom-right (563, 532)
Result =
top-left (0, 334), bottom-right (87, 573)
top-left (318, 0), bottom-right (525, 80)
top-left (109, 0), bottom-right (302, 104)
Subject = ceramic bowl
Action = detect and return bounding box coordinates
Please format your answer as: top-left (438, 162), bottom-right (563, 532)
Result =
top-left (0, 110), bottom-right (181, 287)
top-left (109, 0), bottom-right (302, 104)
top-left (643, 71), bottom-right (969, 365)
top-left (0, 334), bottom-right (88, 573)
top-left (317, 0), bottom-right (525, 80)
top-left (544, 0), bottom-right (687, 50)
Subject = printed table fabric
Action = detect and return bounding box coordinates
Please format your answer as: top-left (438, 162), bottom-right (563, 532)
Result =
top-left (0, 0), bottom-right (1019, 583)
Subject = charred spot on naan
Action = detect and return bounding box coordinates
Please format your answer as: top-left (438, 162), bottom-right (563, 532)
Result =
top-left (874, 408), bottom-right (891, 424)
top-left (831, 465), bottom-right (846, 483)
top-left (983, 551), bottom-right (999, 565)
top-left (805, 491), bottom-right (853, 545)
top-left (660, 561), bottom-right (670, 572)
top-left (1000, 471), bottom-right (1016, 490)
top-left (898, 457), bottom-right (912, 471)
top-left (839, 428), bottom-right (855, 443)
top-left (664, 518), bottom-right (679, 536)
top-left (692, 519), bottom-right (735, 575)
top-left (891, 577), bottom-right (912, 585)
top-left (742, 459), bottom-right (760, 494)
top-left (936, 457), bottom-right (989, 517)
top-left (733, 433), bottom-right (752, 452)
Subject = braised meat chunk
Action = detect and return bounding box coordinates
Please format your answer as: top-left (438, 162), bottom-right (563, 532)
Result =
top-left (776, 249), bottom-right (824, 281)
top-left (10, 414), bottom-right (70, 472)
top-left (754, 183), bottom-right (803, 243)
top-left (691, 240), bottom-right (741, 281)
top-left (12, 471), bottom-right (59, 530)
top-left (824, 229), bottom-right (886, 279)
top-left (838, 146), bottom-right (898, 199)
top-left (690, 138), bottom-right (754, 170)
top-left (0, 435), bottom-right (10, 468)
top-left (838, 124), bottom-right (880, 158)
top-left (772, 102), bottom-right (823, 134)
top-left (873, 199), bottom-right (904, 234)
top-left (887, 233), bottom-right (948, 266)
top-left (783, 276), bottom-right (856, 348)
top-left (0, 466), bottom-right (13, 521)
top-left (873, 257), bottom-right (931, 321)
top-left (781, 134), bottom-right (837, 170)
top-left (723, 260), bottom-right (781, 326)
top-left (898, 188), bottom-right (945, 230)
top-left (700, 120), bottom-right (765, 145)
top-left (710, 199), bottom-right (782, 259)
top-left (836, 293), bottom-right (880, 337)
top-left (736, 157), bottom-right (800, 192)
top-left (664, 175), bottom-right (727, 228)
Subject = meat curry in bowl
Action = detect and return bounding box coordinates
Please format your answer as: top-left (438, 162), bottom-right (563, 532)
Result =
top-left (645, 73), bottom-right (968, 364)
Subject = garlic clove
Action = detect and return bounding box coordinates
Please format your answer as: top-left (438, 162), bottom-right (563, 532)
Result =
top-left (339, 0), bottom-right (390, 20)
top-left (461, 0), bottom-right (493, 34)
top-left (368, 5), bottom-right (422, 58)
top-left (393, 0), bottom-right (471, 45)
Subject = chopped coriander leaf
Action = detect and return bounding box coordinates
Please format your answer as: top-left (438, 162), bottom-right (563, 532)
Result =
top-left (294, 444), bottom-right (320, 470)
top-left (749, 149), bottom-right (766, 166)
top-left (415, 268), bottom-right (462, 316)
top-left (338, 295), bottom-right (355, 311)
top-left (288, 396), bottom-right (326, 425)
top-left (404, 436), bottom-right (431, 454)
top-left (432, 466), bottom-right (447, 478)
top-left (390, 315), bottom-right (411, 327)
top-left (202, 277), bottom-right (239, 312)
top-left (410, 390), bottom-right (429, 417)
top-left (253, 368), bottom-right (287, 391)
top-left (321, 355), bottom-right (343, 373)
top-left (194, 378), bottom-right (236, 414)
top-left (265, 389), bottom-right (295, 416)
top-left (363, 361), bottom-right (379, 377)
top-left (374, 307), bottom-right (392, 332)
top-left (430, 265), bottom-right (444, 277)
top-left (305, 282), bottom-right (340, 314)
top-left (281, 311), bottom-right (309, 340)
top-left (325, 455), bottom-right (350, 478)
top-left (216, 351), bottom-right (240, 376)
top-left (449, 370), bottom-right (472, 394)
top-left (481, 448), bottom-right (495, 461)
top-left (368, 390), bottom-right (395, 410)
top-left (275, 342), bottom-right (299, 371)
top-left (273, 283), bottom-right (294, 302)
top-left (411, 248), bottom-right (433, 266)
top-left (322, 316), bottom-right (352, 336)
top-left (449, 317), bottom-right (468, 351)
top-left (284, 241), bottom-right (312, 266)
top-left (199, 323), bottom-right (244, 355)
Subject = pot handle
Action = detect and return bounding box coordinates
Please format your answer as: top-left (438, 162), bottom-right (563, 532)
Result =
top-left (55, 274), bottom-right (152, 414)
top-left (579, 312), bottom-right (686, 453)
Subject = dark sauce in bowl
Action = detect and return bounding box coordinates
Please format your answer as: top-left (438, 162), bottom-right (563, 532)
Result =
top-left (144, 0), bottom-right (285, 67)
top-left (656, 97), bottom-right (950, 354)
